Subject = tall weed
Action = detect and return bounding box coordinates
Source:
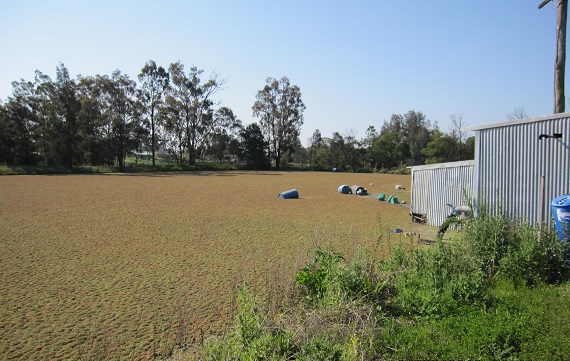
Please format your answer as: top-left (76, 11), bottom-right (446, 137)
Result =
top-left (383, 240), bottom-right (487, 318)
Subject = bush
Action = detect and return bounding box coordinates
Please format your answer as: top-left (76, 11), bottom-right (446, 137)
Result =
top-left (499, 224), bottom-right (570, 287)
top-left (383, 241), bottom-right (487, 318)
top-left (461, 209), bottom-right (570, 286)
top-left (295, 248), bottom-right (381, 304)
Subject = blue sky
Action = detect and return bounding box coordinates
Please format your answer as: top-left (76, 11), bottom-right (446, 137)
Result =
top-left (0, 1), bottom-right (564, 143)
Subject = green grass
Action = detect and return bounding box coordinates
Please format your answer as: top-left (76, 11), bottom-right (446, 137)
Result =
top-left (192, 214), bottom-right (570, 361)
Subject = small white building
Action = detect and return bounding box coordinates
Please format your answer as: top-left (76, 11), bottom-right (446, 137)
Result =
top-left (410, 160), bottom-right (475, 227)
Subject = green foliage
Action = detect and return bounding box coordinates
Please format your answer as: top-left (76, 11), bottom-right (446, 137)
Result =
top-left (383, 241), bottom-right (487, 318)
top-left (202, 284), bottom-right (294, 360)
top-left (295, 248), bottom-right (345, 300)
top-left (462, 209), bottom-right (570, 286)
top-left (462, 210), bottom-right (515, 278)
top-left (499, 224), bottom-right (570, 287)
top-left (295, 248), bottom-right (379, 304)
top-left (200, 213), bottom-right (570, 360)
top-left (239, 123), bottom-right (271, 170)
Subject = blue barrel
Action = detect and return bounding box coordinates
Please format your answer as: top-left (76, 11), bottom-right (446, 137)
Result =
top-left (551, 194), bottom-right (570, 240)
top-left (278, 189), bottom-right (299, 199)
top-left (338, 185), bottom-right (351, 194)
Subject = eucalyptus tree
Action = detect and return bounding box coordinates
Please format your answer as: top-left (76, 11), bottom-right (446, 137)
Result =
top-left (252, 76), bottom-right (305, 169)
top-left (53, 63), bottom-right (81, 168)
top-left (342, 129), bottom-right (363, 172)
top-left (138, 60), bottom-right (169, 166)
top-left (307, 129), bottom-right (323, 168)
top-left (99, 70), bottom-right (146, 171)
top-left (77, 75), bottom-right (110, 165)
top-left (0, 101), bottom-right (17, 164)
top-left (164, 62), bottom-right (224, 165)
top-left (403, 110), bottom-right (431, 166)
top-left (4, 79), bottom-right (40, 165)
top-left (206, 106), bottom-right (242, 163)
top-left (327, 132), bottom-right (345, 170)
top-left (32, 70), bottom-right (56, 164)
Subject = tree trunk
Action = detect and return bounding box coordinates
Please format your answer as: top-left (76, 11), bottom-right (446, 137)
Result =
top-left (151, 106), bottom-right (156, 167)
top-left (555, 0), bottom-right (567, 113)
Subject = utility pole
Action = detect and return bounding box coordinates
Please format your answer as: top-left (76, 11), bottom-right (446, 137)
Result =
top-left (539, 0), bottom-right (568, 113)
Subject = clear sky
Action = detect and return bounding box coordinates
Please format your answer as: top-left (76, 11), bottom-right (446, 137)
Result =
top-left (0, 0), bottom-right (564, 143)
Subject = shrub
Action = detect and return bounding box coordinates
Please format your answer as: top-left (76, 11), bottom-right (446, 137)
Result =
top-left (383, 240), bottom-right (487, 318)
top-left (461, 209), bottom-right (570, 286)
top-left (499, 224), bottom-right (570, 287)
top-left (295, 248), bottom-right (381, 304)
top-left (295, 248), bottom-right (345, 301)
top-left (462, 209), bottom-right (515, 279)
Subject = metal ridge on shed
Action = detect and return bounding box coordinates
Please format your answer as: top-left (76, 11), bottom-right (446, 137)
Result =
top-left (462, 112), bottom-right (570, 132)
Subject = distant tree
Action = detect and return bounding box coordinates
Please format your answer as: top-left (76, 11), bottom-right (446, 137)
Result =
top-left (507, 106), bottom-right (528, 120)
top-left (206, 107), bottom-right (242, 164)
top-left (403, 110), bottom-right (432, 165)
top-left (4, 79), bottom-right (39, 165)
top-left (138, 60), bottom-right (169, 167)
top-left (371, 130), bottom-right (409, 170)
top-left (342, 129), bottom-right (362, 172)
top-left (53, 63), bottom-right (81, 168)
top-left (422, 129), bottom-right (458, 164)
top-left (363, 125), bottom-right (378, 169)
top-left (77, 75), bottom-right (110, 166)
top-left (307, 129), bottom-right (322, 168)
top-left (99, 71), bottom-right (146, 171)
top-left (0, 102), bottom-right (17, 164)
top-left (290, 139), bottom-right (308, 165)
top-left (165, 62), bottom-right (224, 165)
top-left (32, 70), bottom-right (56, 164)
top-left (252, 76), bottom-right (305, 169)
top-left (327, 132), bottom-right (345, 170)
top-left (239, 122), bottom-right (270, 170)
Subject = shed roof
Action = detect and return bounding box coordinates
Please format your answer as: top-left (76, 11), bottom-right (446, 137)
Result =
top-left (462, 112), bottom-right (570, 132)
top-left (410, 160), bottom-right (474, 172)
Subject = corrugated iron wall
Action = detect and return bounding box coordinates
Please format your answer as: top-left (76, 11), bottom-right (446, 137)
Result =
top-left (411, 161), bottom-right (475, 227)
top-left (473, 116), bottom-right (570, 225)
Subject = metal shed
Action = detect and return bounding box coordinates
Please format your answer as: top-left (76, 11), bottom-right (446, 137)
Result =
top-left (410, 160), bottom-right (475, 227)
top-left (465, 113), bottom-right (570, 225)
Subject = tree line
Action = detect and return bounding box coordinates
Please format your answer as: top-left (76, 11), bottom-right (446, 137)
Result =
top-left (0, 61), bottom-right (473, 172)
top-left (302, 112), bottom-right (474, 172)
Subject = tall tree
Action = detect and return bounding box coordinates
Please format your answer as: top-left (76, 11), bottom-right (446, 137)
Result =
top-left (5, 80), bottom-right (40, 165)
top-left (307, 129), bottom-right (322, 168)
top-left (165, 62), bottom-right (224, 165)
top-left (403, 110), bottom-right (431, 166)
top-left (138, 60), bottom-right (169, 166)
top-left (206, 107), bottom-right (242, 164)
top-left (252, 76), bottom-right (305, 169)
top-left (99, 71), bottom-right (145, 171)
top-left (327, 132), bottom-right (345, 170)
top-left (54, 63), bottom-right (81, 168)
top-left (0, 102), bottom-right (17, 164)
